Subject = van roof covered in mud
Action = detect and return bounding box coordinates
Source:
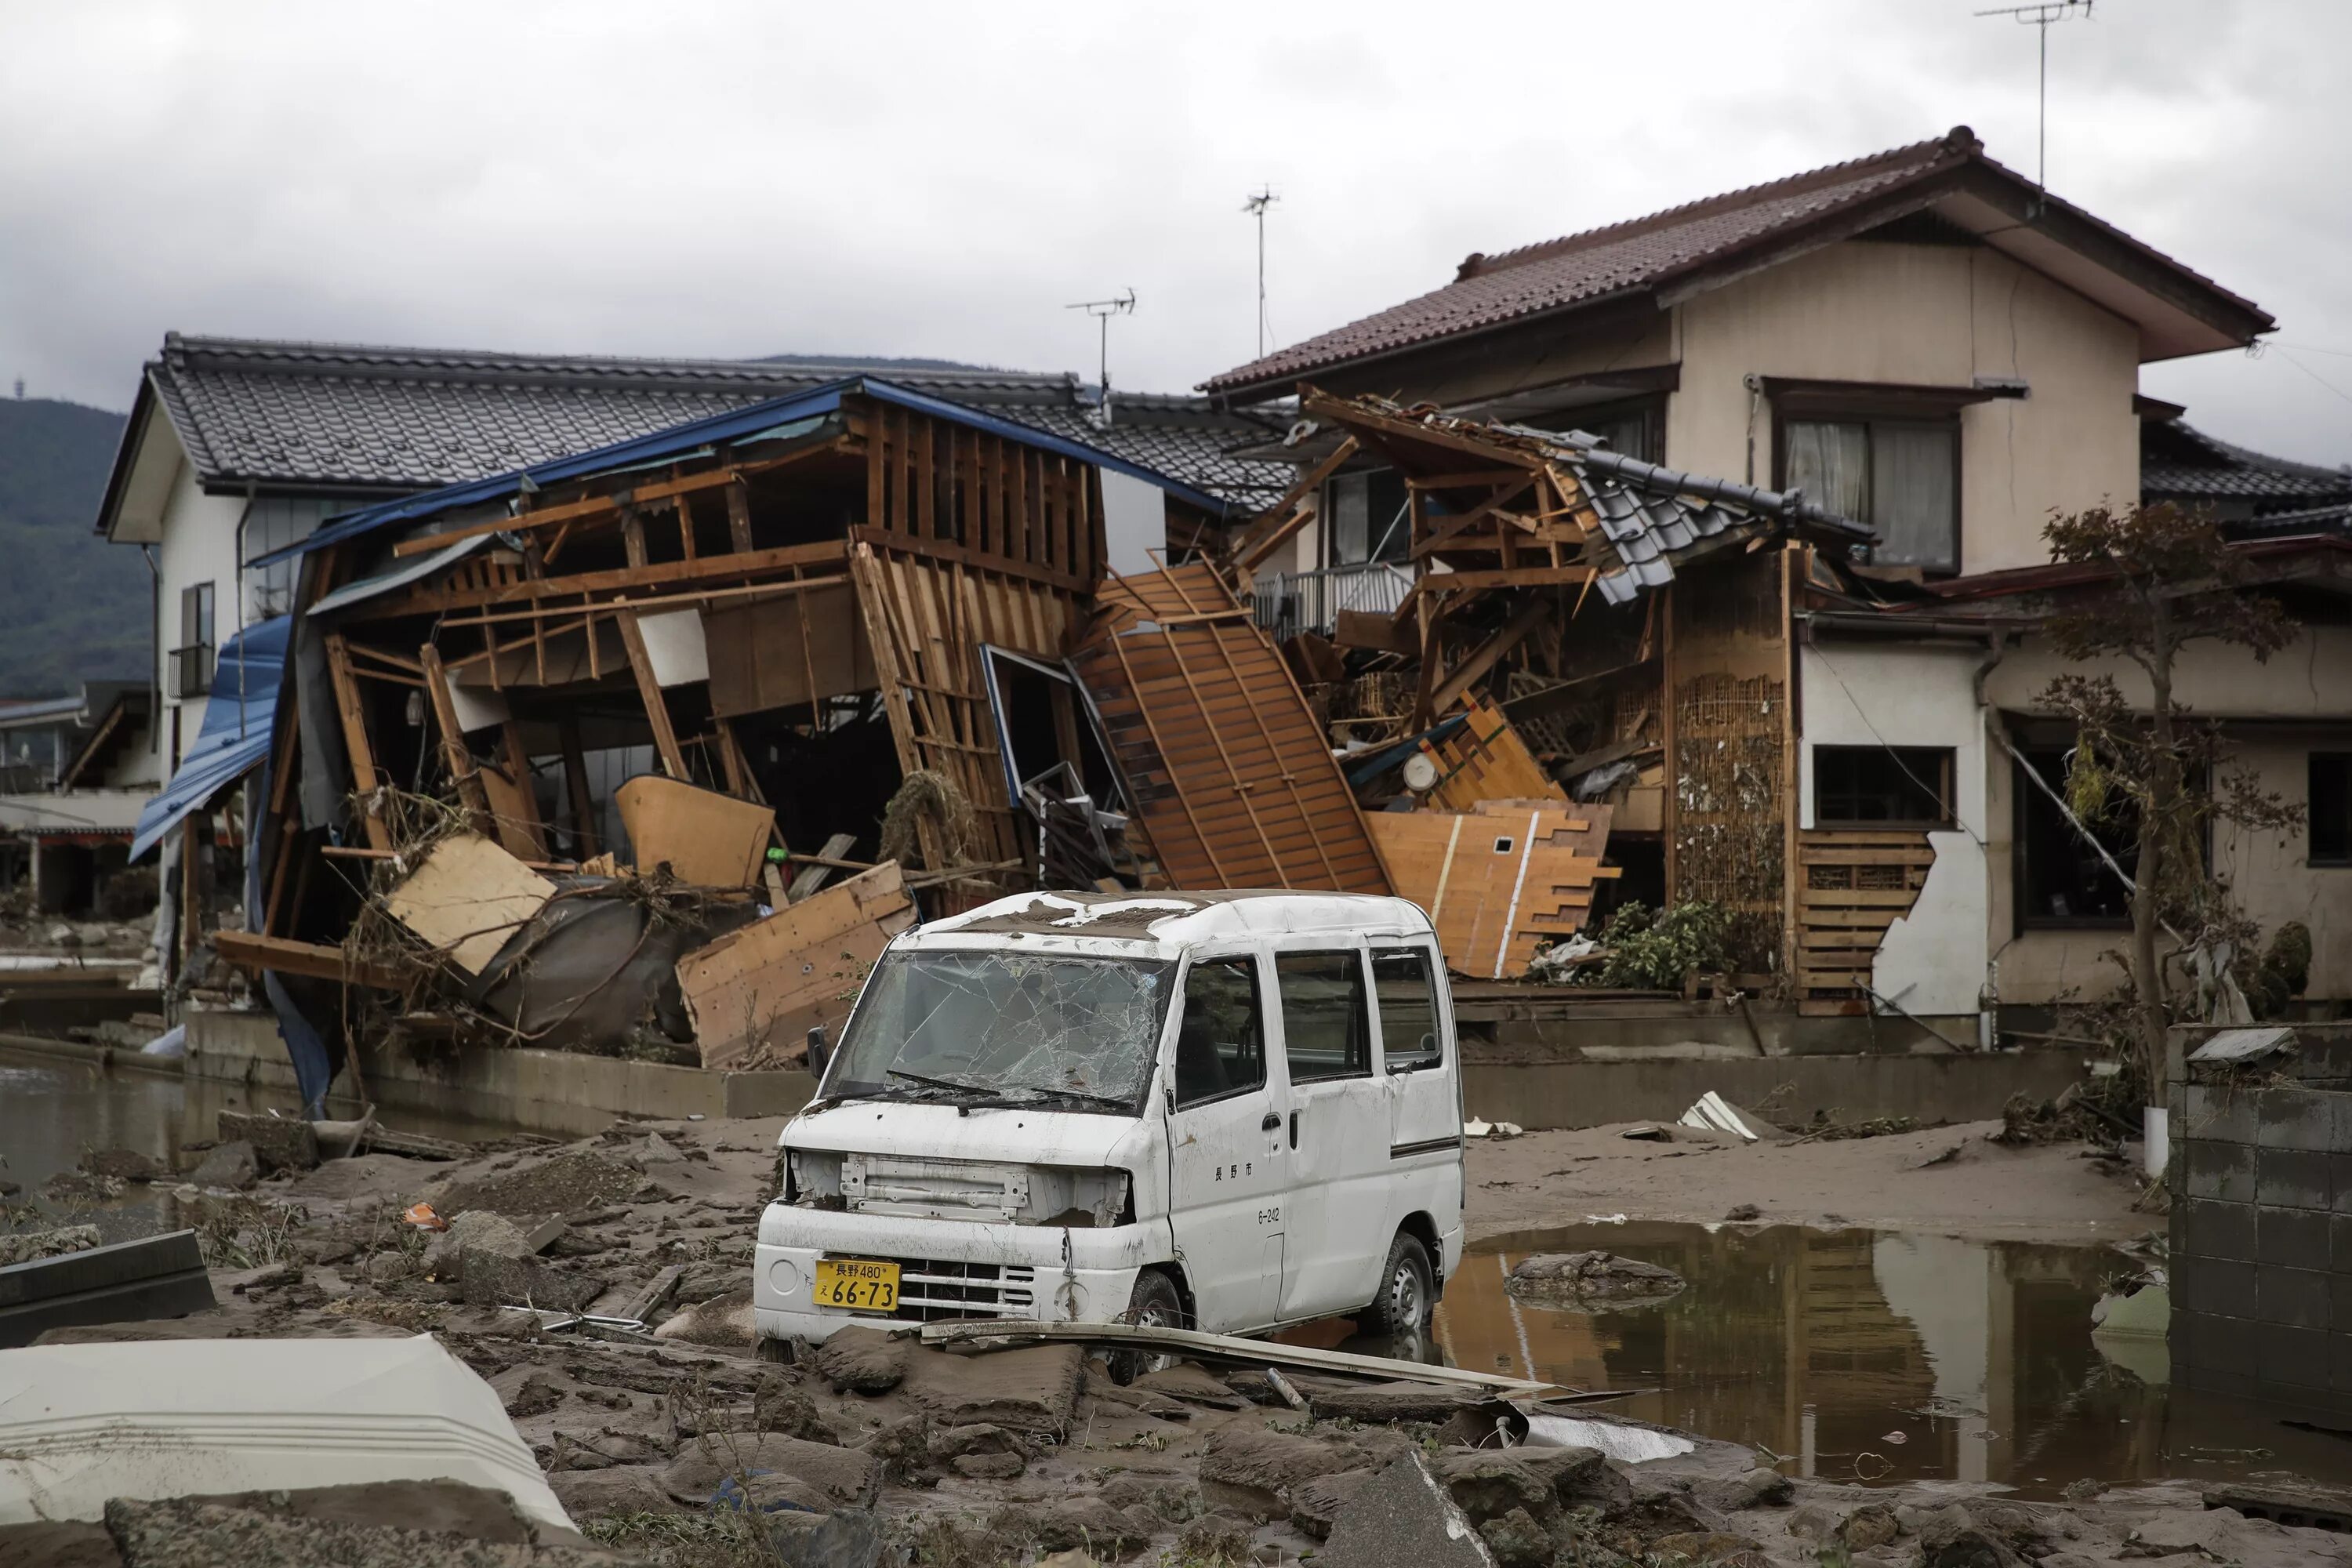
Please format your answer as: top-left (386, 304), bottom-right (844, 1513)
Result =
top-left (917, 890), bottom-right (1431, 952)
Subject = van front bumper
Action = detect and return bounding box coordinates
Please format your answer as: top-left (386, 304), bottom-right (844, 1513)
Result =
top-left (753, 1203), bottom-right (1165, 1345)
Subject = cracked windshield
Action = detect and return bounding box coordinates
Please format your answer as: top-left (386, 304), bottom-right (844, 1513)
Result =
top-left (825, 950), bottom-right (1174, 1111)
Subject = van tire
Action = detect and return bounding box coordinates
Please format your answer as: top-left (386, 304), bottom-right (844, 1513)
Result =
top-left (1360, 1232), bottom-right (1433, 1334)
top-left (1107, 1269), bottom-right (1185, 1386)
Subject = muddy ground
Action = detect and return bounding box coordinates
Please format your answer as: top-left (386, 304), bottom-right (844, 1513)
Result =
top-left (10, 1112), bottom-right (2332, 1568)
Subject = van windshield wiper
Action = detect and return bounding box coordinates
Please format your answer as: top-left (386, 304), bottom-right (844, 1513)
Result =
top-left (886, 1066), bottom-right (997, 1097)
top-left (1026, 1085), bottom-right (1135, 1112)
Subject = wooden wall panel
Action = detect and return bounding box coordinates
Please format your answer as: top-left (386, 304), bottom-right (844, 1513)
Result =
top-left (1071, 564), bottom-right (1390, 895)
top-left (1367, 801), bottom-right (1613, 978)
top-left (1793, 828), bottom-right (1937, 1015)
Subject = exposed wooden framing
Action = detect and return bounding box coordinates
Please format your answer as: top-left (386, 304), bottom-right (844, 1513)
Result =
top-left (387, 445), bottom-right (851, 559)
top-left (366, 539), bottom-right (854, 619)
top-left (615, 610), bottom-right (688, 779)
top-left (1232, 437), bottom-right (1360, 574)
top-left (438, 571), bottom-right (851, 632)
top-left (1427, 594), bottom-right (1553, 718)
top-left (1408, 565), bottom-right (1597, 596)
top-left (674, 492), bottom-right (697, 561)
top-left (724, 480), bottom-right (754, 554)
top-left (323, 633), bottom-right (392, 850)
top-left (418, 644), bottom-right (495, 829)
top-left (213, 930), bottom-right (410, 990)
top-left (622, 510), bottom-right (648, 570)
top-left (262, 818), bottom-right (298, 936)
top-left (1412, 477), bottom-right (1540, 558)
top-left (557, 713), bottom-right (598, 858)
top-left (848, 526), bottom-right (1091, 596)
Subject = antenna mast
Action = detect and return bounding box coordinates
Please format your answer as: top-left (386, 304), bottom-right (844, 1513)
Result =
top-left (1065, 289), bottom-right (1136, 420)
top-left (1242, 186), bottom-right (1279, 358)
top-left (1975, 0), bottom-right (2092, 191)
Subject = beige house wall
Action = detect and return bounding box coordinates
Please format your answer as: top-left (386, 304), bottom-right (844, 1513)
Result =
top-left (1668, 240), bottom-right (2143, 575)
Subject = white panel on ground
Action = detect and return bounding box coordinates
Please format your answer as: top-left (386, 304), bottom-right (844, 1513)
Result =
top-left (1098, 470), bottom-right (1170, 576)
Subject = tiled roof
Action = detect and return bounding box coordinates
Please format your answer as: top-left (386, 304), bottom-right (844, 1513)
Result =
top-left (2230, 500), bottom-right (2352, 538)
top-left (1206, 125), bottom-right (2270, 396)
top-left (132, 334), bottom-right (1291, 509)
top-left (2141, 418), bottom-right (2352, 508)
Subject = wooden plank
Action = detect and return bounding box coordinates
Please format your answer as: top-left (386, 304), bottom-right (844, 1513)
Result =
top-left (1427, 596), bottom-right (1552, 717)
top-left (417, 643), bottom-right (495, 833)
top-left (614, 775), bottom-right (774, 889)
top-left (387, 449), bottom-right (845, 558)
top-left (675, 863), bottom-right (916, 1069)
top-left (1367, 804), bottom-right (1613, 978)
top-left (615, 610), bottom-right (688, 779)
top-left (322, 633), bottom-right (392, 850)
top-left (213, 930), bottom-right (408, 991)
top-left (1408, 565), bottom-right (1598, 593)
top-left (1232, 437), bottom-right (1359, 574)
top-left (724, 480), bottom-right (755, 554)
top-left (382, 832), bottom-right (555, 975)
top-left (557, 713), bottom-right (599, 858)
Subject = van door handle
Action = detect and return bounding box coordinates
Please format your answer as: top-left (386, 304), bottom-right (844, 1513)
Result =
top-left (1261, 1111), bottom-right (1282, 1131)
top-left (1289, 1111), bottom-right (1300, 1149)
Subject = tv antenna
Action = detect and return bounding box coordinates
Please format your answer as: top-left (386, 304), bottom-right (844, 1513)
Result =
top-left (1975, 0), bottom-right (2093, 191)
top-left (1065, 289), bottom-right (1136, 403)
top-left (1242, 186), bottom-right (1279, 358)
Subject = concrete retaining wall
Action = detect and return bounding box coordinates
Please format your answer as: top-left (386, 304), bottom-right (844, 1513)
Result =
top-left (184, 1008), bottom-right (815, 1137)
top-left (1463, 1047), bottom-right (2082, 1131)
top-left (2169, 1022), bottom-right (2352, 1421)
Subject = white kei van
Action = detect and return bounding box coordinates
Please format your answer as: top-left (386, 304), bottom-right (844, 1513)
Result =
top-left (753, 889), bottom-right (1465, 1348)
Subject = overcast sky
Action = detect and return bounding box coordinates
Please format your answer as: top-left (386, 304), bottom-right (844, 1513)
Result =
top-left (2, 0), bottom-right (2346, 464)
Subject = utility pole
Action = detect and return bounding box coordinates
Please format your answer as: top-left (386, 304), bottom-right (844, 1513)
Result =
top-left (1242, 186), bottom-right (1279, 359)
top-left (1975, 0), bottom-right (2093, 191)
top-left (1065, 290), bottom-right (1136, 424)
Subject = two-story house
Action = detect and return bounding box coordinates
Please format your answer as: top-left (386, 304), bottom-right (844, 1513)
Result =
top-left (1203, 125), bottom-right (2350, 1022)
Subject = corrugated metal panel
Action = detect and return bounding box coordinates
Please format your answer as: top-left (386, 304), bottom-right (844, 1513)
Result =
top-left (1069, 564), bottom-right (1389, 895)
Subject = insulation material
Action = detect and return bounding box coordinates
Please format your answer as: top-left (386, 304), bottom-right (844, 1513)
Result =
top-left (1070, 564), bottom-right (1390, 895)
top-left (382, 832), bottom-right (554, 975)
top-left (615, 775), bottom-right (774, 889)
top-left (0, 1334), bottom-right (573, 1532)
top-left (1417, 697), bottom-right (1566, 811)
top-left (704, 583), bottom-right (873, 718)
top-left (1367, 801), bottom-right (1613, 978)
top-left (675, 862), bottom-right (915, 1070)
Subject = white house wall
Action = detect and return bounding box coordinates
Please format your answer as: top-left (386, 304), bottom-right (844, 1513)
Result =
top-left (153, 462), bottom-right (243, 771)
top-left (1801, 641), bottom-right (1991, 1018)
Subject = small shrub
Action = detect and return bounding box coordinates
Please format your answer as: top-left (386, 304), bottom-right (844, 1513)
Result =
top-left (1573, 900), bottom-right (1733, 991)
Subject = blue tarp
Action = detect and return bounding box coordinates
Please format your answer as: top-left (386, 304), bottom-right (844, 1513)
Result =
top-left (129, 615), bottom-right (290, 862)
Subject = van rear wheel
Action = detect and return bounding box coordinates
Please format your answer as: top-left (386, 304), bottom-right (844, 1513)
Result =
top-left (1106, 1269), bottom-right (1185, 1386)
top-left (1360, 1232), bottom-right (1433, 1335)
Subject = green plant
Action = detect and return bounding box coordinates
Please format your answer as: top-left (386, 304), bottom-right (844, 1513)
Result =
top-left (1573, 900), bottom-right (1733, 991)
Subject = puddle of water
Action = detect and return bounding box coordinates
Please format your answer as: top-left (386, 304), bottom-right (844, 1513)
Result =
top-left (0, 1044), bottom-right (518, 1243)
top-left (1436, 1221), bottom-right (2352, 1497)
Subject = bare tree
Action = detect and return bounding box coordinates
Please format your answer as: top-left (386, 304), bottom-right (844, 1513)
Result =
top-left (2034, 503), bottom-right (2302, 1098)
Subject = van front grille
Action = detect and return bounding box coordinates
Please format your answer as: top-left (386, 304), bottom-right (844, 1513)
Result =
top-left (826, 1257), bottom-right (1036, 1323)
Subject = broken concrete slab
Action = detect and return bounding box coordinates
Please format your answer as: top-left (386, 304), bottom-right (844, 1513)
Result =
top-left (1316, 1450), bottom-right (1497, 1568)
top-left (217, 1111), bottom-right (318, 1175)
top-left (659, 1432), bottom-right (880, 1511)
top-left (188, 1142), bottom-right (259, 1191)
top-left (1290, 1468), bottom-right (1374, 1539)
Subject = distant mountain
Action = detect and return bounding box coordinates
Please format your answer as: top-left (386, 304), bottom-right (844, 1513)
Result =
top-left (0, 398), bottom-right (146, 700)
top-left (753, 352), bottom-right (1040, 375)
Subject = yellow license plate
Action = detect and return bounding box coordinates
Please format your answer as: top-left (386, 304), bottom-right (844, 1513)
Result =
top-left (815, 1258), bottom-right (901, 1313)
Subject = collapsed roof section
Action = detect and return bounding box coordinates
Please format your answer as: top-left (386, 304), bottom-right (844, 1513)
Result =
top-left (1298, 392), bottom-right (1871, 611)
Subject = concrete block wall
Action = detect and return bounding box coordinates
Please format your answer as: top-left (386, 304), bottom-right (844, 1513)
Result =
top-left (2170, 1024), bottom-right (2352, 1417)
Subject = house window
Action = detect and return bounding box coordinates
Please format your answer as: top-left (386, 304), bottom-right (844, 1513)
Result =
top-left (2313, 753), bottom-right (2351, 866)
top-left (1784, 417), bottom-right (1958, 572)
top-left (2014, 748), bottom-right (2136, 927)
top-left (172, 582), bottom-right (216, 699)
top-left (1815, 746), bottom-right (1954, 827)
top-left (1327, 468), bottom-right (1410, 566)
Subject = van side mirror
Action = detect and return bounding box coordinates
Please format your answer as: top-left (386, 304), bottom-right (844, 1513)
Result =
top-left (805, 1025), bottom-right (830, 1080)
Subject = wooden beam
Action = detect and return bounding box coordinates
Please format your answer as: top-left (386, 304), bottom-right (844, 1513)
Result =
top-left (724, 480), bottom-right (754, 554)
top-left (557, 713), bottom-right (599, 858)
top-left (1411, 475), bottom-right (1539, 558)
top-left (615, 610), bottom-right (688, 779)
top-left (418, 644), bottom-right (495, 828)
top-left (1232, 436), bottom-right (1360, 574)
top-left (1426, 595), bottom-right (1553, 717)
top-left (846, 525), bottom-right (1092, 596)
top-left (213, 929), bottom-right (408, 990)
top-left (359, 539), bottom-right (854, 620)
top-left (1410, 565), bottom-right (1597, 596)
top-left (322, 633), bottom-right (392, 850)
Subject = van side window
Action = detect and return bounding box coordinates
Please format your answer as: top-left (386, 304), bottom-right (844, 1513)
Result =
top-left (1174, 957), bottom-right (1265, 1109)
top-left (1274, 951), bottom-right (1371, 1083)
top-left (1370, 946), bottom-right (1442, 1072)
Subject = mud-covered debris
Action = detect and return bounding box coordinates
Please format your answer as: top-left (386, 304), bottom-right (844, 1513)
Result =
top-left (1098, 1471), bottom-right (1196, 1522)
top-left (1478, 1506), bottom-right (1553, 1567)
top-left (662, 1431), bottom-right (881, 1510)
top-left (1031, 1497), bottom-right (1154, 1557)
top-left (1305, 1379), bottom-right (1472, 1425)
top-left (82, 1148), bottom-right (163, 1183)
top-left (503, 1372), bottom-right (564, 1418)
top-left (189, 1142), bottom-right (260, 1191)
top-left (651, 1287), bottom-right (753, 1348)
top-left (1316, 1450), bottom-right (1496, 1568)
top-left (1289, 1468), bottom-right (1373, 1539)
top-left (811, 1324), bottom-right (910, 1393)
top-left (545, 1462), bottom-right (678, 1522)
top-left (1838, 1501), bottom-right (1900, 1549)
top-left (0, 1223), bottom-right (100, 1266)
top-left (423, 1210), bottom-right (598, 1312)
top-left (1649, 1528), bottom-right (1766, 1564)
top-left (1174, 1513), bottom-right (1252, 1564)
top-left (219, 1110), bottom-right (319, 1175)
top-left (1199, 1425), bottom-right (1372, 1521)
top-left (98, 1494), bottom-right (612, 1568)
top-left (1505, 1250), bottom-right (1686, 1311)
top-left (900, 1341), bottom-right (1082, 1436)
top-left (1700, 1466), bottom-right (1793, 1512)
top-left (41, 1170), bottom-right (127, 1203)
top-left (1723, 1203), bottom-right (1762, 1222)
top-left (432, 1151), bottom-right (644, 1219)
top-left (1918, 1504), bottom-right (2027, 1567)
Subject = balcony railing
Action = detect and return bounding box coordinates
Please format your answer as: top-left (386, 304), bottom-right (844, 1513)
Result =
top-left (1250, 561), bottom-right (1414, 640)
top-left (169, 642), bottom-right (214, 699)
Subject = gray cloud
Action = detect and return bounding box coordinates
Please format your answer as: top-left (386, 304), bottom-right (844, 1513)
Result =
top-left (1, 0), bottom-right (2343, 466)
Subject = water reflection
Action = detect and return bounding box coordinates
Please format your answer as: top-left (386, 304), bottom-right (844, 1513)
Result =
top-left (0, 1045), bottom-right (515, 1243)
top-left (1436, 1221), bottom-right (2352, 1497)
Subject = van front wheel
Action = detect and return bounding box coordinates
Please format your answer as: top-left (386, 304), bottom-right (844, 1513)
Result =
top-left (1106, 1269), bottom-right (1185, 1386)
top-left (1360, 1232), bottom-right (1433, 1334)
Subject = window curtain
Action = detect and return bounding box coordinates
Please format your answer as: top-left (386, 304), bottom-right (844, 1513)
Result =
top-left (1871, 421), bottom-right (1958, 571)
top-left (1784, 421), bottom-right (1867, 519)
